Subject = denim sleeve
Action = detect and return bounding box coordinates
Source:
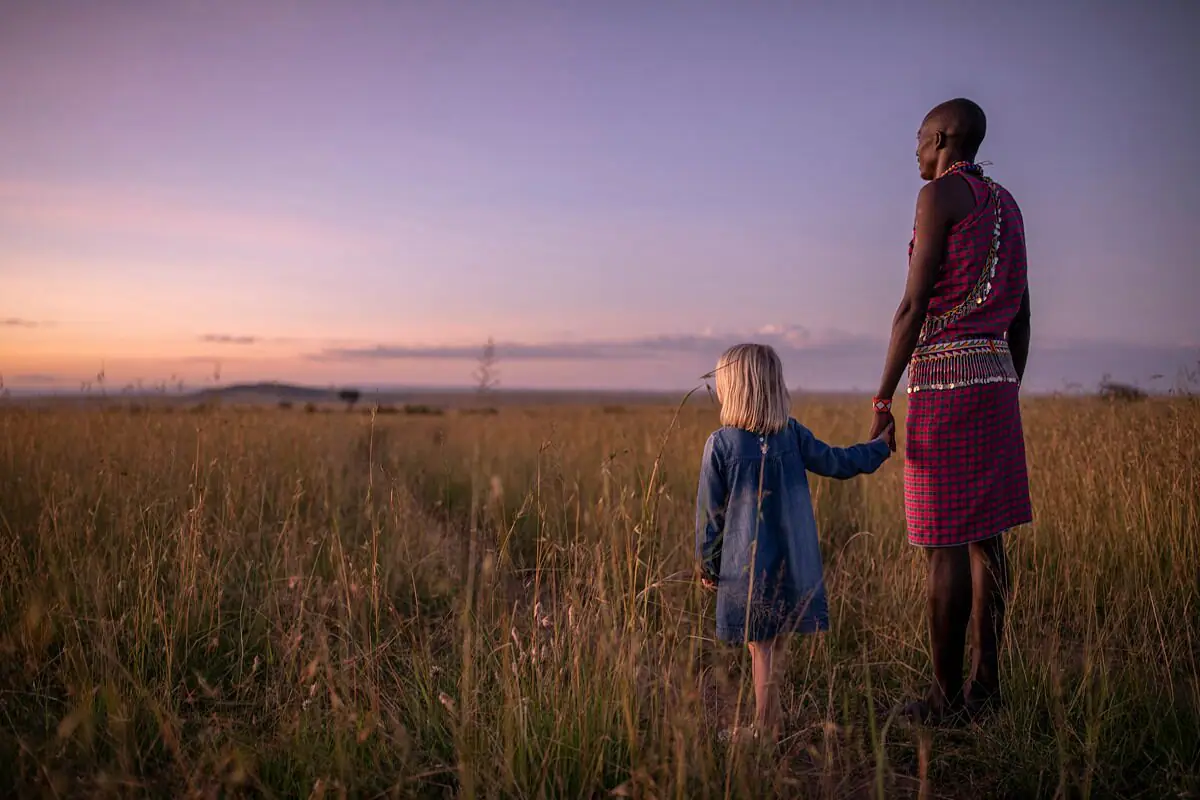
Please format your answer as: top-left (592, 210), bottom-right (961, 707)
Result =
top-left (695, 433), bottom-right (727, 581)
top-left (796, 422), bottom-right (890, 479)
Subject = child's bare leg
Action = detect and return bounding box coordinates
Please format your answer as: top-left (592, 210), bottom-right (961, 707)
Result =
top-left (748, 638), bottom-right (783, 733)
top-left (769, 635), bottom-right (790, 731)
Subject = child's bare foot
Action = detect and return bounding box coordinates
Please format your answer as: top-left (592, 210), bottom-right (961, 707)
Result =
top-left (717, 724), bottom-right (778, 745)
top-left (717, 725), bottom-right (758, 745)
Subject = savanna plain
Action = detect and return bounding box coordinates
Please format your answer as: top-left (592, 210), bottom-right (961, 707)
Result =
top-left (1, 391), bottom-right (1197, 798)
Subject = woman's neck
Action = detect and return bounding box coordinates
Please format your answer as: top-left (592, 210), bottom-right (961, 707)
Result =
top-left (936, 152), bottom-right (976, 175)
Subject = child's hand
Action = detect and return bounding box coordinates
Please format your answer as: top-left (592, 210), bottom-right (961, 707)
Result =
top-left (871, 419), bottom-right (896, 452)
top-left (701, 577), bottom-right (717, 592)
top-left (868, 410), bottom-right (897, 452)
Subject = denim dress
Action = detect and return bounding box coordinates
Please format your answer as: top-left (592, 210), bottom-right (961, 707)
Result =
top-left (696, 418), bottom-right (890, 642)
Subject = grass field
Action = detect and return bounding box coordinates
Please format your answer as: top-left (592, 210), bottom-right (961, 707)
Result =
top-left (1, 394), bottom-right (1197, 798)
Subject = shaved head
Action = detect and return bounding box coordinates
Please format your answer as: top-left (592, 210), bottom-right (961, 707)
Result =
top-left (922, 98), bottom-right (987, 158)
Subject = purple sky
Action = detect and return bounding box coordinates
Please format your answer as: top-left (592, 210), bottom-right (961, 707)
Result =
top-left (2, 1), bottom-right (1198, 393)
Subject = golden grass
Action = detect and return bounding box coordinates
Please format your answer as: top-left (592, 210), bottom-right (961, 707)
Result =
top-left (1, 396), bottom-right (1197, 798)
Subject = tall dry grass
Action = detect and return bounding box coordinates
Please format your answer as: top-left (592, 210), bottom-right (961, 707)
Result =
top-left (0, 396), bottom-right (1197, 798)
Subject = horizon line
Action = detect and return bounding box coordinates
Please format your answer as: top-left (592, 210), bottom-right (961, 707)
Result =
top-left (2, 376), bottom-right (1184, 401)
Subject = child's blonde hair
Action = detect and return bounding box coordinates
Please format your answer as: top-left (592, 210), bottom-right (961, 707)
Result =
top-left (714, 343), bottom-right (791, 434)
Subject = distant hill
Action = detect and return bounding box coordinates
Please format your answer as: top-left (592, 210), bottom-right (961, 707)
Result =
top-left (187, 382), bottom-right (697, 408)
top-left (4, 379), bottom-right (888, 409)
top-left (190, 382), bottom-right (339, 405)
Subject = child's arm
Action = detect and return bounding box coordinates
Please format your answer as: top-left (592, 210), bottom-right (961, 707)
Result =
top-left (795, 420), bottom-right (892, 479)
top-left (695, 433), bottom-right (728, 585)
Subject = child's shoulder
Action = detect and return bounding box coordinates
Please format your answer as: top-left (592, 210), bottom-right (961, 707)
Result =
top-left (704, 427), bottom-right (730, 451)
top-left (787, 417), bottom-right (814, 437)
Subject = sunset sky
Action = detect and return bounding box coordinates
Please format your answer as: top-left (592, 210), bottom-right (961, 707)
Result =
top-left (2, 1), bottom-right (1198, 394)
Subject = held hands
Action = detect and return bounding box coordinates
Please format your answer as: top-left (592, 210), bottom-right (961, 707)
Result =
top-left (869, 411), bottom-right (897, 452)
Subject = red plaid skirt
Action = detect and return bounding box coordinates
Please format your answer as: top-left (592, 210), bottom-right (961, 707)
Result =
top-left (903, 382), bottom-right (1032, 547)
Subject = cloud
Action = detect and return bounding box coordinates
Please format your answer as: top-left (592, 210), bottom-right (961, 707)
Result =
top-left (2, 318), bottom-right (42, 327)
top-left (755, 324), bottom-right (812, 346)
top-left (308, 325), bottom-right (879, 363)
top-left (0, 373), bottom-right (68, 391)
top-left (200, 333), bottom-right (260, 345)
top-left (11, 373), bottom-right (64, 385)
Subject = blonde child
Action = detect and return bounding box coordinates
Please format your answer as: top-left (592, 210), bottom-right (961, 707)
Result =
top-left (696, 343), bottom-right (892, 739)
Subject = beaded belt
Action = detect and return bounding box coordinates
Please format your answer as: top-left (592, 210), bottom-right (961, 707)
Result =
top-left (907, 338), bottom-right (1019, 394)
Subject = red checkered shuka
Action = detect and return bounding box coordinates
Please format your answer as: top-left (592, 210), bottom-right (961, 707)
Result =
top-left (903, 173), bottom-right (1033, 547)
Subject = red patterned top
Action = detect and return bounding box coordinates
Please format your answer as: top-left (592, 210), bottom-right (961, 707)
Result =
top-left (909, 173), bottom-right (1028, 347)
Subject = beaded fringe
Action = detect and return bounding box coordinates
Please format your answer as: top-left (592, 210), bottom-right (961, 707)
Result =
top-left (908, 338), bottom-right (1019, 394)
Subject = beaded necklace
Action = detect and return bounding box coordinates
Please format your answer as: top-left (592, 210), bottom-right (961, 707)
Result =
top-left (938, 160), bottom-right (984, 179)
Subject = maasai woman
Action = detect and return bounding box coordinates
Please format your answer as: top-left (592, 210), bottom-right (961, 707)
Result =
top-left (869, 97), bottom-right (1033, 724)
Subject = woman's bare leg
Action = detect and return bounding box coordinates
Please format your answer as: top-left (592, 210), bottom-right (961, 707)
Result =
top-left (966, 534), bottom-right (1009, 712)
top-left (926, 544), bottom-right (973, 716)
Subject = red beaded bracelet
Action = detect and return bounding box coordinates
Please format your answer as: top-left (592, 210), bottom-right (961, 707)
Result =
top-left (872, 396), bottom-right (893, 413)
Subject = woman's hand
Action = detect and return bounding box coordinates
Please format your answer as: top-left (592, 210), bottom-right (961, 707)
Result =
top-left (869, 412), bottom-right (897, 452)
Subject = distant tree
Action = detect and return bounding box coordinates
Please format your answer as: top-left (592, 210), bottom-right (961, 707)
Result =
top-left (338, 388), bottom-right (362, 411)
top-left (1170, 360), bottom-right (1200, 397)
top-left (1098, 375), bottom-right (1147, 403)
top-left (474, 337), bottom-right (500, 395)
